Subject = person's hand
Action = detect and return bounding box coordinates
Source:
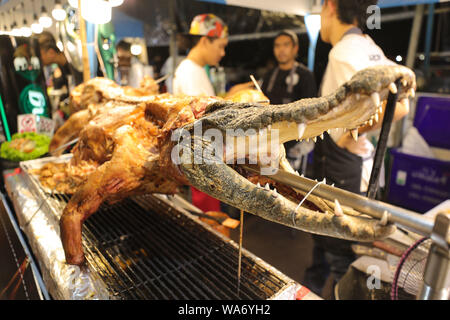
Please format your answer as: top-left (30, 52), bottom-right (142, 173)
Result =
top-left (336, 131), bottom-right (370, 155)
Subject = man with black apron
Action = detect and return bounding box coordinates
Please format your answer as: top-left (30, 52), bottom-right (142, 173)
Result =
top-left (260, 30), bottom-right (317, 172)
top-left (304, 0), bottom-right (410, 298)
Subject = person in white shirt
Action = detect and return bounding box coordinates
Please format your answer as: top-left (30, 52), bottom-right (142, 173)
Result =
top-left (173, 14), bottom-right (229, 213)
top-left (304, 0), bottom-right (410, 298)
top-left (173, 14), bottom-right (228, 97)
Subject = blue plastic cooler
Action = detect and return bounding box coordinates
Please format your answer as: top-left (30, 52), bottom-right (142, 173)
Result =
top-left (388, 94), bottom-right (450, 213)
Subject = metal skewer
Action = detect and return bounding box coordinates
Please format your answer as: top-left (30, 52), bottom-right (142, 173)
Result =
top-left (242, 165), bottom-right (448, 244)
top-left (249, 74), bottom-right (270, 104)
top-left (50, 138), bottom-right (79, 155)
top-left (155, 73), bottom-right (171, 84)
top-left (237, 209), bottom-right (244, 296)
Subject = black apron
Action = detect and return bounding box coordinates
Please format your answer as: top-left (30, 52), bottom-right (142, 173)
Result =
top-left (313, 132), bottom-right (363, 194)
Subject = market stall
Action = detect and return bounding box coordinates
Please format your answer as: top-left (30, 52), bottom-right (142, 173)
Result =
top-left (0, 0), bottom-right (448, 302)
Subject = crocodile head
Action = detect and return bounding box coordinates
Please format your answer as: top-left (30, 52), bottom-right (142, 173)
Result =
top-left (177, 65), bottom-right (416, 242)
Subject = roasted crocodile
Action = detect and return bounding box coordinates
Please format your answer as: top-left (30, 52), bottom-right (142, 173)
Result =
top-left (37, 65), bottom-right (415, 265)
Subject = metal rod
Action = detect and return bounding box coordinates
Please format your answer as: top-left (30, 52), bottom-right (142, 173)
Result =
top-left (237, 209), bottom-right (244, 295)
top-left (0, 193), bottom-right (51, 300)
top-left (406, 4), bottom-right (425, 69)
top-left (366, 79), bottom-right (400, 199)
top-left (242, 165), bottom-right (445, 244)
top-left (417, 213), bottom-right (449, 300)
top-left (424, 3), bottom-right (435, 79)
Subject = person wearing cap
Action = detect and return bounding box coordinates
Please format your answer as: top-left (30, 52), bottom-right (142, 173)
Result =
top-left (173, 14), bottom-right (229, 97)
top-left (260, 30), bottom-right (317, 172)
top-left (173, 14), bottom-right (229, 213)
top-left (304, 0), bottom-right (410, 299)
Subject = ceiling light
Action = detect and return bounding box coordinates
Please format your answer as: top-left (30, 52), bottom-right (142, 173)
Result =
top-left (130, 43), bottom-right (142, 56)
top-left (81, 0), bottom-right (112, 24)
top-left (31, 14), bottom-right (43, 34)
top-left (39, 6), bottom-right (53, 28)
top-left (52, 0), bottom-right (67, 21)
top-left (21, 18), bottom-right (32, 37)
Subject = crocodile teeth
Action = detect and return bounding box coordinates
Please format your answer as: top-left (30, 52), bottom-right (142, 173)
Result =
top-left (374, 113), bottom-right (379, 123)
top-left (272, 188), bottom-right (278, 197)
top-left (378, 106), bottom-right (383, 114)
top-left (265, 183), bottom-right (270, 190)
top-left (350, 129), bottom-right (358, 141)
top-left (369, 119), bottom-right (373, 126)
top-left (389, 83), bottom-right (398, 94)
top-left (327, 129), bottom-right (331, 134)
top-left (401, 98), bottom-right (409, 110)
top-left (297, 123), bottom-right (306, 140)
top-left (256, 182), bottom-right (261, 188)
top-left (313, 137), bottom-right (317, 143)
top-left (320, 133), bottom-right (324, 140)
top-left (295, 171), bottom-right (300, 176)
top-left (371, 92), bottom-right (380, 107)
top-left (334, 199), bottom-right (344, 217)
top-left (379, 210), bottom-right (389, 226)
top-left (409, 88), bottom-right (415, 98)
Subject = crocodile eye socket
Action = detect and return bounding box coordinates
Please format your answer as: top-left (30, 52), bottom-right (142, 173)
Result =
top-left (30, 57), bottom-right (40, 70)
top-left (14, 57), bottom-right (28, 71)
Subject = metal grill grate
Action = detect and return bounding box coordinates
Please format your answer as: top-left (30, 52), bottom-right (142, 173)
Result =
top-left (49, 193), bottom-right (289, 300)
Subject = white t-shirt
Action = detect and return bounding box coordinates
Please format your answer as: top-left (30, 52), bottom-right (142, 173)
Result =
top-left (173, 59), bottom-right (215, 96)
top-left (320, 33), bottom-right (396, 192)
top-left (161, 55), bottom-right (186, 94)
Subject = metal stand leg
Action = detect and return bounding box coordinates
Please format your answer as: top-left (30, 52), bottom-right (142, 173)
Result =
top-left (417, 213), bottom-right (449, 300)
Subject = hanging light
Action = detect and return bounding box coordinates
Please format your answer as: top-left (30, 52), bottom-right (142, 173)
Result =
top-left (31, 14), bottom-right (44, 34)
top-left (19, 21), bottom-right (32, 37)
top-left (11, 24), bottom-right (22, 37)
top-left (68, 0), bottom-right (79, 8)
top-left (56, 41), bottom-right (64, 51)
top-left (39, 6), bottom-right (53, 28)
top-left (130, 43), bottom-right (142, 56)
top-left (81, 0), bottom-right (112, 24)
top-left (52, 0), bottom-right (67, 21)
top-left (0, 13), bottom-right (7, 34)
top-left (109, 0), bottom-right (124, 7)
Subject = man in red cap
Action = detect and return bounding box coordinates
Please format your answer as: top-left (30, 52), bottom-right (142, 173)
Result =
top-left (173, 14), bottom-right (229, 212)
top-left (173, 13), bottom-right (229, 97)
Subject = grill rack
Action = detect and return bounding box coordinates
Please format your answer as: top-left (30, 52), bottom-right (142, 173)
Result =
top-left (19, 156), bottom-right (298, 300)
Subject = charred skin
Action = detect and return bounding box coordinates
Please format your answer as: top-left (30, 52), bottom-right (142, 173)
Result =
top-left (57, 65), bottom-right (415, 265)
